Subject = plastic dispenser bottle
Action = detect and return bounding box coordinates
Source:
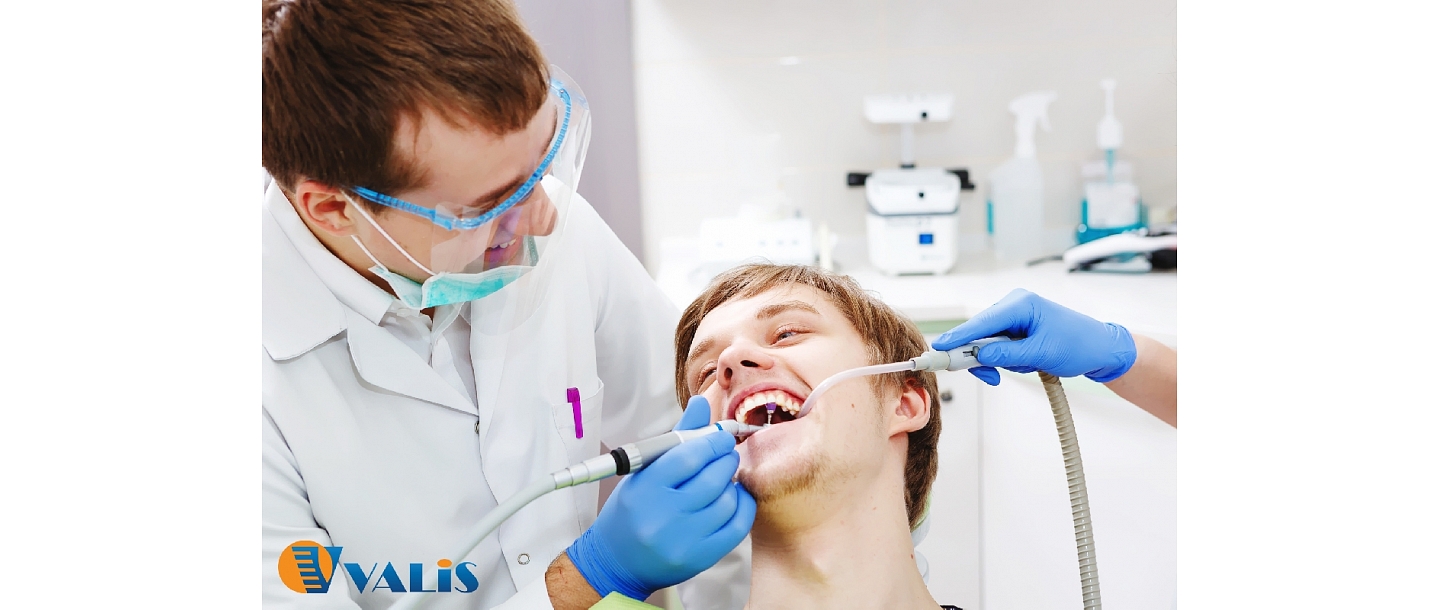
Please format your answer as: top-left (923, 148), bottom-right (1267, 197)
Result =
top-left (989, 91), bottom-right (1056, 264)
top-left (1076, 78), bottom-right (1145, 244)
top-left (1097, 78), bottom-right (1122, 182)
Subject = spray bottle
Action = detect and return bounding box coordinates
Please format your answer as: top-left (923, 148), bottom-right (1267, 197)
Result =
top-left (988, 91), bottom-right (1056, 264)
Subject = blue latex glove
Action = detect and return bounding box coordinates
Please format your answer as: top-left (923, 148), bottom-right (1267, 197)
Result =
top-left (566, 396), bottom-right (756, 601)
top-left (932, 289), bottom-right (1137, 386)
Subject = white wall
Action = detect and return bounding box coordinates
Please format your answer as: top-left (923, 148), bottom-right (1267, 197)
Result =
top-left (976, 373), bottom-right (1177, 610)
top-left (632, 0), bottom-right (1177, 272)
top-left (514, 0), bottom-right (647, 261)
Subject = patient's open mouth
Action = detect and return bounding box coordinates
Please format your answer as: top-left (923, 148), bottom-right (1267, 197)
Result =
top-left (735, 390), bottom-right (802, 427)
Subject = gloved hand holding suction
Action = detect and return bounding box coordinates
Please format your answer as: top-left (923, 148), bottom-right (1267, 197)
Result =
top-left (933, 288), bottom-right (1137, 386)
top-left (934, 288), bottom-right (1177, 427)
top-left (566, 396), bottom-right (757, 601)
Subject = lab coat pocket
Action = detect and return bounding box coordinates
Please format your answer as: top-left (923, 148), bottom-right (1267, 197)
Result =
top-left (551, 379), bottom-right (603, 466)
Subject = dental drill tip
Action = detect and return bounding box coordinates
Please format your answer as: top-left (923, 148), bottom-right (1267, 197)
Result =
top-left (717, 420), bottom-right (765, 437)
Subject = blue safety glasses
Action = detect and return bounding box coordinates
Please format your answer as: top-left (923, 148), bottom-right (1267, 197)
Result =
top-left (350, 79), bottom-right (574, 232)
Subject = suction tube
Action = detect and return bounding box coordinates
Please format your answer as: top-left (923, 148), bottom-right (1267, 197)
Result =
top-left (794, 360), bottom-right (915, 418)
top-left (1040, 372), bottom-right (1102, 610)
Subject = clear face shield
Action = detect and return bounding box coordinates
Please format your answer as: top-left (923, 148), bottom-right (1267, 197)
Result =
top-left (342, 65), bottom-right (591, 317)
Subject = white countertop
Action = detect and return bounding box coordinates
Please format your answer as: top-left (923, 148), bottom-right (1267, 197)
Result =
top-left (844, 262), bottom-right (1177, 347)
top-left (654, 235), bottom-right (1177, 347)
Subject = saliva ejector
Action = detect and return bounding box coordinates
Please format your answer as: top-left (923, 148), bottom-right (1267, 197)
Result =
top-left (398, 336), bottom-right (1101, 610)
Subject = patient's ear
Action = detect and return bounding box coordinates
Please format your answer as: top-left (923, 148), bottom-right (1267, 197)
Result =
top-left (888, 378), bottom-right (931, 435)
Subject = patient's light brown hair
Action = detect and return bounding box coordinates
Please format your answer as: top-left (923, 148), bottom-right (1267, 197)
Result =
top-left (261, 0), bottom-right (549, 211)
top-left (674, 264), bottom-right (942, 529)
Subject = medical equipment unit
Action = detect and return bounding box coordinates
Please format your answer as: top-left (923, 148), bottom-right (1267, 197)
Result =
top-left (853, 93), bottom-right (975, 276)
top-left (988, 91), bottom-right (1057, 265)
top-left (1063, 226), bottom-right (1178, 273)
top-left (1075, 79), bottom-right (1147, 245)
top-left (397, 337), bottom-right (1104, 610)
top-left (698, 207), bottom-right (816, 278)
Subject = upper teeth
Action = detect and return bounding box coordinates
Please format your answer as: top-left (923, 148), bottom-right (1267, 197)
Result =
top-left (736, 390), bottom-right (801, 422)
top-left (489, 239), bottom-right (516, 251)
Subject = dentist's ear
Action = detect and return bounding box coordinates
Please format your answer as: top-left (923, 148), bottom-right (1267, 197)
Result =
top-left (292, 179), bottom-right (361, 236)
top-left (889, 378), bottom-right (931, 435)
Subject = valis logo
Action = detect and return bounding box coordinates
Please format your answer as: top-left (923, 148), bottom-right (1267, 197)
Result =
top-left (279, 540), bottom-right (482, 595)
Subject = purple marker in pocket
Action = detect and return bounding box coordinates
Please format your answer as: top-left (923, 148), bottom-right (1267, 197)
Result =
top-left (567, 387), bottom-right (583, 439)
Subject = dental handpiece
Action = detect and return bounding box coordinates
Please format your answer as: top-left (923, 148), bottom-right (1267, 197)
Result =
top-left (552, 419), bottom-right (764, 488)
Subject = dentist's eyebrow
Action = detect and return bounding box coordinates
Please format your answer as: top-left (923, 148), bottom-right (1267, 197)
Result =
top-left (468, 173), bottom-right (528, 209)
top-left (466, 112), bottom-right (560, 209)
top-left (754, 300), bottom-right (821, 320)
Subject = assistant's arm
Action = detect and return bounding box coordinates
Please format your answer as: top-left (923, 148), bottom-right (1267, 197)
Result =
top-left (1103, 333), bottom-right (1177, 426)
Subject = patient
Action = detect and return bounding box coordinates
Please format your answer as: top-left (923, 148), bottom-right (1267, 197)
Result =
top-left (674, 264), bottom-right (959, 610)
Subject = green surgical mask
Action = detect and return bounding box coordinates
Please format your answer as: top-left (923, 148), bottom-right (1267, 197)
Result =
top-left (361, 252), bottom-right (533, 310)
top-left (348, 200), bottom-right (538, 309)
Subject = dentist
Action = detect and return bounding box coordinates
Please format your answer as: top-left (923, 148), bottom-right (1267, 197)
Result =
top-left (261, 1), bottom-right (751, 608)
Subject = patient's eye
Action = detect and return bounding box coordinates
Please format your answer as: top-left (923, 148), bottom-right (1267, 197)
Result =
top-left (773, 325), bottom-right (808, 344)
top-left (696, 364), bottom-right (717, 387)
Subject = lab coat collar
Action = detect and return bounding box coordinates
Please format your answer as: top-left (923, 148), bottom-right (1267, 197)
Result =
top-left (342, 307), bottom-right (477, 416)
top-left (264, 181), bottom-right (394, 326)
top-left (262, 182), bottom-right (476, 416)
top-left (262, 190), bottom-right (346, 361)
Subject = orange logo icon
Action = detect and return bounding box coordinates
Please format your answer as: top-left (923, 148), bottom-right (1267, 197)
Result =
top-left (278, 540), bottom-right (342, 594)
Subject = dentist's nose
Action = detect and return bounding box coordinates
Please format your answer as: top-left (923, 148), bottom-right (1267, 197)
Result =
top-left (515, 188), bottom-right (557, 237)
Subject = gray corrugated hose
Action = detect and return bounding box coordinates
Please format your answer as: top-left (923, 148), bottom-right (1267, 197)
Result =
top-left (1040, 372), bottom-right (1102, 610)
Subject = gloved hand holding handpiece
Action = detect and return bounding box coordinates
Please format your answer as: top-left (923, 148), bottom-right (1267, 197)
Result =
top-left (566, 396), bottom-right (756, 601)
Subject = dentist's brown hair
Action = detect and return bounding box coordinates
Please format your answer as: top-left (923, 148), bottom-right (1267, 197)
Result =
top-left (674, 264), bottom-right (941, 529)
top-left (261, 0), bottom-right (549, 212)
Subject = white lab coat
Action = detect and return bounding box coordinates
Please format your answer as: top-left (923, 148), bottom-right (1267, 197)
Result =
top-left (261, 183), bottom-right (745, 609)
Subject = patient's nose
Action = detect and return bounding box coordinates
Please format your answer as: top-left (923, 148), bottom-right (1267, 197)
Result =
top-left (723, 359), bottom-right (759, 381)
top-left (717, 342), bottom-right (773, 389)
